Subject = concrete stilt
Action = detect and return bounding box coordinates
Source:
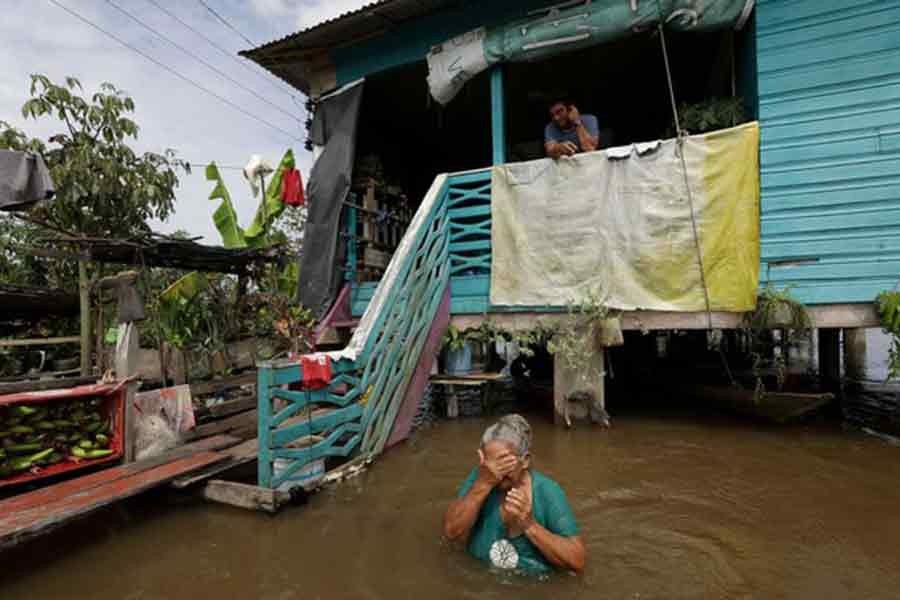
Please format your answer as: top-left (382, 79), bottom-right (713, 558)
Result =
top-left (844, 328), bottom-right (869, 382)
top-left (818, 328), bottom-right (841, 386)
top-left (553, 344), bottom-right (607, 427)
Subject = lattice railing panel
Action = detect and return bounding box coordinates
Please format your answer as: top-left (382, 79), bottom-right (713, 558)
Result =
top-left (447, 171), bottom-right (492, 276)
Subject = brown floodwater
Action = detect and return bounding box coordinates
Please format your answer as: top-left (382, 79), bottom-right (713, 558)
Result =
top-left (3, 409), bottom-right (900, 599)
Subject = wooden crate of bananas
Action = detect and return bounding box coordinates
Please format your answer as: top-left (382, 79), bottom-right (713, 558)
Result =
top-left (0, 383), bottom-right (125, 488)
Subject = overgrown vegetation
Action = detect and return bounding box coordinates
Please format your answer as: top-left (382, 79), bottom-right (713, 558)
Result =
top-left (876, 291), bottom-right (900, 380)
top-left (1, 74), bottom-right (313, 380)
top-left (546, 289), bottom-right (611, 393)
top-left (742, 285), bottom-right (812, 392)
top-left (1, 75), bottom-right (188, 242)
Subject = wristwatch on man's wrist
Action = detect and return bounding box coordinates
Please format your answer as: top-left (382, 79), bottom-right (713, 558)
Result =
top-left (573, 119), bottom-right (583, 127)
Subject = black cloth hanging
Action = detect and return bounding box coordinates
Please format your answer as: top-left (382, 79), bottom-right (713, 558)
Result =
top-left (298, 81), bottom-right (364, 318)
top-left (0, 150), bottom-right (55, 211)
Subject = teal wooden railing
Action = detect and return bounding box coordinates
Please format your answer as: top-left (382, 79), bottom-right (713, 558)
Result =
top-left (448, 171), bottom-right (492, 278)
top-left (256, 359), bottom-right (362, 489)
top-left (256, 170), bottom-right (490, 488)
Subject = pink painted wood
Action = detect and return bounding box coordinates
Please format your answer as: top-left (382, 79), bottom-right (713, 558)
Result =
top-left (314, 283), bottom-right (353, 345)
top-left (385, 286), bottom-right (451, 449)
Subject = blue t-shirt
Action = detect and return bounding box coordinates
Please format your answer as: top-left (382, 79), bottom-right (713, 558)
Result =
top-left (456, 468), bottom-right (580, 574)
top-left (544, 114), bottom-right (600, 152)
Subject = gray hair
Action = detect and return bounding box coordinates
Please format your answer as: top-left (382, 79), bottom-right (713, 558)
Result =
top-left (481, 414), bottom-right (532, 457)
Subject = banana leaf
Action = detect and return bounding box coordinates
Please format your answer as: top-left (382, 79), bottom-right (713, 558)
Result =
top-left (205, 163), bottom-right (247, 249)
top-left (159, 272), bottom-right (208, 326)
top-left (244, 149), bottom-right (296, 247)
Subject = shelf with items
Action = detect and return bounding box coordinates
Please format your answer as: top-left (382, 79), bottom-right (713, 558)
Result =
top-left (346, 175), bottom-right (412, 283)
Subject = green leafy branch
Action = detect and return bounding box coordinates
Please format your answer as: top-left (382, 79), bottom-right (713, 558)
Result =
top-left (876, 291), bottom-right (900, 380)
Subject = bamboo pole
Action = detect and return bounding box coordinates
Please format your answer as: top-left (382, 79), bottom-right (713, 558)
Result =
top-left (78, 260), bottom-right (92, 377)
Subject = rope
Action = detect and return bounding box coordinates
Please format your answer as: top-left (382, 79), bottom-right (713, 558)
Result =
top-left (655, 14), bottom-right (739, 388)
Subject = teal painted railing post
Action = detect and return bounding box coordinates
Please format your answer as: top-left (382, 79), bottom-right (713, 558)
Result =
top-left (257, 367), bottom-right (273, 487)
top-left (490, 66), bottom-right (506, 165)
top-left (345, 200), bottom-right (357, 282)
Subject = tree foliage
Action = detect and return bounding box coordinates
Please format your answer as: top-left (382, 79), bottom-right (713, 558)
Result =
top-left (0, 74), bottom-right (188, 239)
top-left (876, 291), bottom-right (900, 380)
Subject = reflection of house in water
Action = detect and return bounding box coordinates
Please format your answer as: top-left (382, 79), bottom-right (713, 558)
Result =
top-left (240, 1), bottom-right (900, 489)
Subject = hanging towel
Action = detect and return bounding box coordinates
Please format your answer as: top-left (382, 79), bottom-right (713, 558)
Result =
top-left (301, 354), bottom-right (332, 389)
top-left (282, 168), bottom-right (305, 206)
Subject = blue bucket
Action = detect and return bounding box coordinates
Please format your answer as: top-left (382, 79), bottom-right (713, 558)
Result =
top-left (445, 344), bottom-right (473, 375)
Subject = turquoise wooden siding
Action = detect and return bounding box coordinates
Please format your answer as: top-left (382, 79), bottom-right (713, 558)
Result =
top-left (757, 0), bottom-right (900, 304)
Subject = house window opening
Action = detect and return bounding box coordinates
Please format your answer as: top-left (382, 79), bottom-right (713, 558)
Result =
top-left (503, 27), bottom-right (756, 163)
top-left (347, 62), bottom-right (492, 283)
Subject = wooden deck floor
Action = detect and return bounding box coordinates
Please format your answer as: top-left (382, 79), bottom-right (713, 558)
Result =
top-left (0, 435), bottom-right (239, 550)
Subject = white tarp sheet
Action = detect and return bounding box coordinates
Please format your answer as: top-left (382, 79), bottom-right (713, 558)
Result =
top-left (490, 122), bottom-right (761, 312)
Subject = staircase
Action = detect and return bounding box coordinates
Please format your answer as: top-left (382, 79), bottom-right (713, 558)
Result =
top-left (255, 169), bottom-right (492, 489)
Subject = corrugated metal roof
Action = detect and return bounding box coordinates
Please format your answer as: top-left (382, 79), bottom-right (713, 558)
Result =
top-left (241, 0), bottom-right (457, 93)
top-left (756, 0), bottom-right (900, 304)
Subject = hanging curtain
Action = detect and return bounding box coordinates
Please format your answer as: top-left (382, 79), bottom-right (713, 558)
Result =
top-left (298, 79), bottom-right (365, 318)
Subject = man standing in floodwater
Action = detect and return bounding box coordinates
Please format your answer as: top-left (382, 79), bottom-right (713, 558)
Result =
top-left (443, 414), bottom-right (586, 573)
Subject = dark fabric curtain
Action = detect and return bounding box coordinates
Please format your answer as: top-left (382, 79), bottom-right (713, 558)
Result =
top-left (298, 81), bottom-right (364, 318)
top-left (0, 150), bottom-right (55, 211)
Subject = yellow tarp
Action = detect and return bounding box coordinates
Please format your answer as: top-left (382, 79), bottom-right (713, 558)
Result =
top-left (490, 121), bottom-right (760, 311)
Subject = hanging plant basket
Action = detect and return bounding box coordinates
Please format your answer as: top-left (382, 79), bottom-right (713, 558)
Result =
top-left (595, 317), bottom-right (624, 348)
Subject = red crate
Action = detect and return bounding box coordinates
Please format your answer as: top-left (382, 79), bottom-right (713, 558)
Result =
top-left (0, 383), bottom-right (126, 488)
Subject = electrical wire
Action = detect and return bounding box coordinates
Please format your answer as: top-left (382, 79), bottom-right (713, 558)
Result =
top-left (196, 0), bottom-right (256, 47)
top-left (655, 4), bottom-right (738, 388)
top-left (46, 0), bottom-right (301, 142)
top-left (104, 0), bottom-right (297, 121)
top-left (143, 0), bottom-right (297, 100)
top-left (185, 162), bottom-right (246, 171)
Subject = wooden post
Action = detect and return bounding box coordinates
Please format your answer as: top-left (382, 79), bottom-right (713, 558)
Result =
top-left (115, 322), bottom-right (140, 463)
top-left (123, 381), bottom-right (137, 463)
top-left (818, 328), bottom-right (841, 385)
top-left (257, 367), bottom-right (273, 488)
top-left (844, 328), bottom-right (868, 382)
top-left (78, 260), bottom-right (92, 376)
top-left (490, 66), bottom-right (506, 166)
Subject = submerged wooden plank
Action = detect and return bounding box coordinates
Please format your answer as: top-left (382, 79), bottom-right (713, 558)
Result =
top-left (0, 452), bottom-right (227, 550)
top-left (188, 409), bottom-right (258, 440)
top-left (683, 384), bottom-right (833, 424)
top-left (202, 479), bottom-right (289, 513)
top-left (0, 435), bottom-right (240, 513)
top-left (170, 438), bottom-right (259, 489)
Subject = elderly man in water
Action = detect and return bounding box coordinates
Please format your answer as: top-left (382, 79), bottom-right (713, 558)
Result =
top-left (443, 414), bottom-right (586, 573)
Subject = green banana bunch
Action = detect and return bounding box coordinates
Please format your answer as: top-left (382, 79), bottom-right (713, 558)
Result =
top-left (1, 397), bottom-right (115, 478)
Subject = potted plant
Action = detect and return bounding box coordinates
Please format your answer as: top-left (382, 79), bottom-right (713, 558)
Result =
top-left (742, 285), bottom-right (813, 392)
top-left (547, 289), bottom-right (613, 425)
top-left (442, 325), bottom-right (473, 375)
top-left (464, 320), bottom-right (510, 374)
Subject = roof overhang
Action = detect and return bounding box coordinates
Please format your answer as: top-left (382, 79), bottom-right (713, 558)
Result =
top-left (240, 0), bottom-right (459, 95)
